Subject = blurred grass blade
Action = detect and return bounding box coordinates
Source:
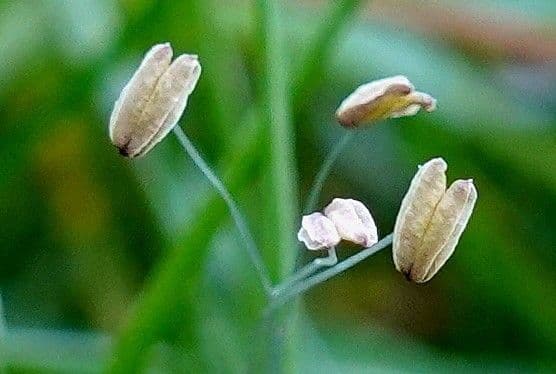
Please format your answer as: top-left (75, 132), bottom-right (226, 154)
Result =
top-left (255, 0), bottom-right (298, 280)
top-left (6, 328), bottom-right (109, 374)
top-left (0, 293), bottom-right (6, 374)
top-left (293, 0), bottom-right (362, 109)
top-left (254, 1), bottom-right (300, 371)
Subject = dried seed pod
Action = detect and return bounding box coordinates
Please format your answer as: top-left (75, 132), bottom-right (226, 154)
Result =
top-left (109, 43), bottom-right (201, 158)
top-left (410, 179), bottom-right (477, 282)
top-left (335, 75), bottom-right (436, 128)
top-left (297, 213), bottom-right (341, 250)
top-left (324, 198), bottom-right (378, 247)
top-left (393, 159), bottom-right (478, 283)
top-left (393, 158), bottom-right (447, 274)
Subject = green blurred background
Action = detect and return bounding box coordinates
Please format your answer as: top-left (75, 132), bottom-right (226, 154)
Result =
top-left (1, 0), bottom-right (555, 372)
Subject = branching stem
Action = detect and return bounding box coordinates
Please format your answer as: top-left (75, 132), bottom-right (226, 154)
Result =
top-left (268, 234), bottom-right (393, 311)
top-left (272, 247), bottom-right (337, 297)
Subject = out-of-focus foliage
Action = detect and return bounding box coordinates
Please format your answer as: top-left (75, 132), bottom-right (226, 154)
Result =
top-left (1, 0), bottom-right (555, 372)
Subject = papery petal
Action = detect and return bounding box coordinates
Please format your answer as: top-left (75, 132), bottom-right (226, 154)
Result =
top-left (324, 198), bottom-right (378, 247)
top-left (297, 213), bottom-right (341, 250)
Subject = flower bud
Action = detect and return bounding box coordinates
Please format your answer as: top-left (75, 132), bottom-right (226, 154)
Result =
top-left (297, 213), bottom-right (341, 250)
top-left (393, 158), bottom-right (477, 283)
top-left (335, 75), bottom-right (436, 128)
top-left (109, 43), bottom-right (201, 158)
top-left (324, 198), bottom-right (378, 247)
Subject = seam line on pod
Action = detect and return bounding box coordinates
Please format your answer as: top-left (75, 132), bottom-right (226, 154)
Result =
top-left (421, 186), bottom-right (473, 280)
top-left (128, 64), bottom-right (174, 156)
top-left (393, 159), bottom-right (446, 273)
top-left (134, 104), bottom-right (175, 157)
top-left (407, 185), bottom-right (447, 279)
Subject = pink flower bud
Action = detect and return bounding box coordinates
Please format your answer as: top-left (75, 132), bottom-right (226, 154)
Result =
top-left (297, 213), bottom-right (341, 250)
top-left (324, 198), bottom-right (378, 247)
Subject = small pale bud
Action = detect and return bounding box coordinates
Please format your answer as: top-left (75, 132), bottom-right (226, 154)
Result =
top-left (335, 75), bottom-right (436, 128)
top-left (297, 213), bottom-right (341, 250)
top-left (393, 159), bottom-right (477, 283)
top-left (324, 198), bottom-right (378, 247)
top-left (109, 43), bottom-right (201, 158)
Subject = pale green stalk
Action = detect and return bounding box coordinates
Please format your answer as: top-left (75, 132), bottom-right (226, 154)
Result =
top-left (173, 126), bottom-right (272, 294)
top-left (269, 234), bottom-right (393, 310)
top-left (272, 247), bottom-right (337, 297)
top-left (304, 131), bottom-right (355, 213)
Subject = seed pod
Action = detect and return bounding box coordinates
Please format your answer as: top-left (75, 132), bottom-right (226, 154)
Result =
top-left (409, 179), bottom-right (477, 282)
top-left (324, 198), bottom-right (378, 247)
top-left (297, 212), bottom-right (341, 250)
top-left (393, 158), bottom-right (478, 282)
top-left (335, 75), bottom-right (436, 128)
top-left (109, 43), bottom-right (201, 158)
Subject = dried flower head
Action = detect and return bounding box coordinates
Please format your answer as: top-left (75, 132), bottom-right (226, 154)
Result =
top-left (393, 158), bottom-right (477, 283)
top-left (324, 198), bottom-right (378, 247)
top-left (109, 43), bottom-right (201, 158)
top-left (297, 212), bottom-right (341, 250)
top-left (336, 75), bottom-right (436, 128)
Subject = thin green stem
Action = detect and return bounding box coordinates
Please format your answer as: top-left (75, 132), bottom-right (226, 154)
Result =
top-left (272, 247), bottom-right (337, 297)
top-left (173, 126), bottom-right (272, 295)
top-left (107, 122), bottom-right (265, 373)
top-left (269, 234), bottom-right (393, 311)
top-left (304, 131), bottom-right (355, 213)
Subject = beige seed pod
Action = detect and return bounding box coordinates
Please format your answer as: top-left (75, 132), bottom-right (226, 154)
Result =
top-left (335, 75), bottom-right (436, 128)
top-left (324, 198), bottom-right (378, 247)
top-left (409, 179), bottom-right (477, 282)
top-left (393, 158), bottom-right (447, 274)
top-left (109, 43), bottom-right (201, 158)
top-left (297, 212), bottom-right (341, 250)
top-left (393, 159), bottom-right (478, 283)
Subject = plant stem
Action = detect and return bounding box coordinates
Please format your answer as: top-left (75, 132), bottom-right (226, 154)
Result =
top-left (304, 131), bottom-right (355, 213)
top-left (173, 126), bottom-right (272, 295)
top-left (272, 247), bottom-right (337, 297)
top-left (269, 234), bottom-right (393, 310)
top-left (107, 122), bottom-right (265, 373)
